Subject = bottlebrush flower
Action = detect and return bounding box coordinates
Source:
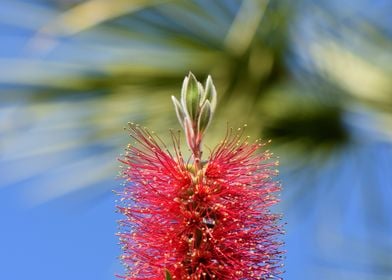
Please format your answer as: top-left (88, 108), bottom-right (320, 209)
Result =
top-left (117, 73), bottom-right (284, 280)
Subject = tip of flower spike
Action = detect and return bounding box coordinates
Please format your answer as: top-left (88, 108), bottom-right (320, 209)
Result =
top-left (172, 73), bottom-right (219, 158)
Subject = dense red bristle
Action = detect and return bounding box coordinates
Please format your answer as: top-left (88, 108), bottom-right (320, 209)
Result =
top-left (118, 124), bottom-right (283, 280)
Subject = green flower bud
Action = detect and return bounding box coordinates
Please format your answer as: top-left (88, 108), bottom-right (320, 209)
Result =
top-left (181, 72), bottom-right (200, 120)
top-left (202, 75), bottom-right (217, 112)
top-left (171, 96), bottom-right (185, 128)
top-left (198, 100), bottom-right (212, 134)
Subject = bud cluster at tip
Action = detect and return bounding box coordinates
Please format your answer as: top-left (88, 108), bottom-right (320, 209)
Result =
top-left (171, 72), bottom-right (217, 155)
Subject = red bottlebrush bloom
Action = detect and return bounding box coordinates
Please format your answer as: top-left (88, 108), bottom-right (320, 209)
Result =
top-left (117, 73), bottom-right (283, 280)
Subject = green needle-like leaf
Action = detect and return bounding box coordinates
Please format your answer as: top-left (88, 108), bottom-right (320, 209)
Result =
top-left (165, 269), bottom-right (172, 280)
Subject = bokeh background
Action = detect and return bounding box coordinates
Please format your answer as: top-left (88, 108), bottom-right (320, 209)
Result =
top-left (1, 0), bottom-right (392, 279)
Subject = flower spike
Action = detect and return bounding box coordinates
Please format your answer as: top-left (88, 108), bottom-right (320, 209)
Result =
top-left (118, 73), bottom-right (284, 280)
